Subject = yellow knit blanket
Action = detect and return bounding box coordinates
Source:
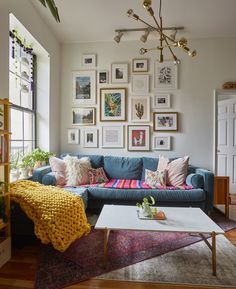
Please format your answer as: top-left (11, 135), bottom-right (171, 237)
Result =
top-left (10, 180), bottom-right (91, 252)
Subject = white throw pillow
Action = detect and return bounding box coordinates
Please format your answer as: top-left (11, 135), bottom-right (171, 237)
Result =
top-left (63, 155), bottom-right (92, 186)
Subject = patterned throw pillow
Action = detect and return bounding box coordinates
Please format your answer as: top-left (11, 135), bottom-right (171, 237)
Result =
top-left (157, 155), bottom-right (189, 186)
top-left (144, 169), bottom-right (166, 188)
top-left (88, 167), bottom-right (109, 184)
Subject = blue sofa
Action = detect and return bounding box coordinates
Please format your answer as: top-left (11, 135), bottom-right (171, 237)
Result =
top-left (32, 154), bottom-right (214, 213)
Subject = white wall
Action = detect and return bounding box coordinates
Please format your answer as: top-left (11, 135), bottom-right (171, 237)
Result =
top-left (60, 38), bottom-right (236, 170)
top-left (0, 0), bottom-right (60, 153)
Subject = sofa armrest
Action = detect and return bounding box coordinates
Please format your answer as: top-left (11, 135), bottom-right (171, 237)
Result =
top-left (186, 173), bottom-right (204, 188)
top-left (32, 165), bottom-right (52, 183)
top-left (42, 172), bottom-right (56, 186)
top-left (195, 168), bottom-right (214, 212)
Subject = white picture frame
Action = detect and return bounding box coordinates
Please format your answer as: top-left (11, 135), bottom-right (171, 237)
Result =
top-left (153, 135), bottom-right (171, 150)
top-left (111, 63), bottom-right (128, 83)
top-left (102, 125), bottom-right (124, 148)
top-left (72, 107), bottom-right (96, 126)
top-left (83, 128), bottom-right (98, 148)
top-left (131, 74), bottom-right (149, 94)
top-left (127, 125), bottom-right (150, 151)
top-left (82, 54), bottom-right (96, 67)
top-left (154, 61), bottom-right (178, 90)
top-left (130, 95), bottom-right (150, 122)
top-left (68, 128), bottom-right (79, 145)
top-left (72, 71), bottom-right (96, 105)
top-left (98, 70), bottom-right (109, 84)
top-left (153, 94), bottom-right (171, 108)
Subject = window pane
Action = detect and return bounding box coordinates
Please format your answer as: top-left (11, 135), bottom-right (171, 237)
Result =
top-left (24, 141), bottom-right (34, 154)
top-left (21, 79), bottom-right (32, 109)
top-left (11, 109), bottom-right (23, 140)
top-left (9, 72), bottom-right (21, 106)
top-left (24, 112), bottom-right (33, 140)
top-left (10, 141), bottom-right (24, 158)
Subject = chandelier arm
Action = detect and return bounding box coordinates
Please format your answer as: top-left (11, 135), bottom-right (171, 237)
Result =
top-left (151, 13), bottom-right (177, 61)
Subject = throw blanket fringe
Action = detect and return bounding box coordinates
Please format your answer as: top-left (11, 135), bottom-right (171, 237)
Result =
top-left (10, 180), bottom-right (91, 252)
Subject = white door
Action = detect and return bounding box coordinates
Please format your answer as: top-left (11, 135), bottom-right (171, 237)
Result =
top-left (217, 98), bottom-right (236, 193)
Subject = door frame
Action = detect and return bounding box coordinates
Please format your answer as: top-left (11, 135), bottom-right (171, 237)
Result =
top-left (213, 89), bottom-right (236, 176)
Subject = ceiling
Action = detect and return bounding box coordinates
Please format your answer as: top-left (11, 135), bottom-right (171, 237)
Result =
top-left (30, 0), bottom-right (236, 43)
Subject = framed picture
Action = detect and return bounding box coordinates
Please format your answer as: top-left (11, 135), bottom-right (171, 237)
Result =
top-left (131, 75), bottom-right (149, 94)
top-left (132, 58), bottom-right (148, 72)
top-left (83, 128), bottom-right (98, 148)
top-left (153, 135), bottom-right (171, 150)
top-left (153, 94), bottom-right (171, 108)
top-left (130, 96), bottom-right (150, 122)
top-left (100, 88), bottom-right (126, 121)
top-left (111, 63), bottom-right (128, 83)
top-left (127, 125), bottom-right (150, 151)
top-left (72, 71), bottom-right (96, 105)
top-left (102, 125), bottom-right (124, 148)
top-left (98, 70), bottom-right (109, 84)
top-left (82, 54), bottom-right (96, 67)
top-left (153, 112), bottom-right (178, 131)
top-left (154, 61), bottom-right (178, 90)
top-left (68, 129), bottom-right (79, 145)
top-left (72, 107), bottom-right (96, 126)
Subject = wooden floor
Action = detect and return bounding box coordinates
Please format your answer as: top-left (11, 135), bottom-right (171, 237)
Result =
top-left (0, 207), bottom-right (235, 289)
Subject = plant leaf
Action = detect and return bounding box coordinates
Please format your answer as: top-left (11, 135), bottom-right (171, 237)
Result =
top-left (38, 0), bottom-right (46, 7)
top-left (45, 0), bottom-right (60, 22)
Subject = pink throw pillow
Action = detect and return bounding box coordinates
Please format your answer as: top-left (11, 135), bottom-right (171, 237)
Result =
top-left (49, 157), bottom-right (67, 185)
top-left (89, 167), bottom-right (109, 184)
top-left (157, 155), bottom-right (189, 186)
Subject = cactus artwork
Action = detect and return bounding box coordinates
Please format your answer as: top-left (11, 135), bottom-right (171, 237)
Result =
top-left (135, 102), bottom-right (144, 119)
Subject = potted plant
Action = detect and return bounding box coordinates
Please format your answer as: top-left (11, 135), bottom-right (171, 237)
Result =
top-left (30, 148), bottom-right (54, 169)
top-left (136, 196), bottom-right (155, 217)
top-left (19, 153), bottom-right (34, 178)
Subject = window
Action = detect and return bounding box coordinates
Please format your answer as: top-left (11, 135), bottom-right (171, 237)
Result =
top-left (9, 30), bottom-right (36, 157)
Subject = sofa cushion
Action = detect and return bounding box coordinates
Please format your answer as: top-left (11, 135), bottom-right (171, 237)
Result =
top-left (62, 187), bottom-right (88, 209)
top-left (141, 157), bottom-right (159, 181)
top-left (186, 173), bottom-right (204, 189)
top-left (144, 169), bottom-right (166, 188)
top-left (60, 153), bottom-right (103, 169)
top-left (87, 187), bottom-right (206, 203)
top-left (104, 156), bottom-right (142, 180)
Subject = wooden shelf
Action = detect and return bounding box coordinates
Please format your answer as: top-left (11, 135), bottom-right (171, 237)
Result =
top-left (0, 99), bottom-right (11, 267)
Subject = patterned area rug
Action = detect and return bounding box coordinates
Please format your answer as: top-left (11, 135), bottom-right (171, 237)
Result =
top-left (35, 210), bottom-right (236, 289)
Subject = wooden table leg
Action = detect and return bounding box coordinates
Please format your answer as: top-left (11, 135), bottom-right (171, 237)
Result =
top-left (212, 231), bottom-right (216, 276)
top-left (104, 228), bottom-right (110, 264)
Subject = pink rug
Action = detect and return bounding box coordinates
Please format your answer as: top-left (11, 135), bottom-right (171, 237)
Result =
top-left (35, 210), bottom-right (236, 289)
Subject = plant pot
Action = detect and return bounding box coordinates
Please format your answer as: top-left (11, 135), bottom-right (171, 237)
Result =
top-left (19, 168), bottom-right (29, 178)
top-left (34, 161), bottom-right (46, 169)
top-left (10, 169), bottom-right (20, 182)
top-left (139, 204), bottom-right (152, 217)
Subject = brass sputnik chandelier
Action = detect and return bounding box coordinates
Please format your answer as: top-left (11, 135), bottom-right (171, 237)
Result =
top-left (126, 0), bottom-right (197, 64)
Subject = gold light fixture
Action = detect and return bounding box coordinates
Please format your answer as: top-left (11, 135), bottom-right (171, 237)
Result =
top-left (127, 0), bottom-right (196, 64)
top-left (114, 31), bottom-right (123, 43)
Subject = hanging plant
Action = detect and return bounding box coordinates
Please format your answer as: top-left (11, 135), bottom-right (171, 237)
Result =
top-left (38, 0), bottom-right (60, 23)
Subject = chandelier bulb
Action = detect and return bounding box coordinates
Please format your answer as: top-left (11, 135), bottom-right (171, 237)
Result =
top-left (139, 48), bottom-right (148, 55)
top-left (114, 31), bottom-right (123, 43)
top-left (173, 59), bottom-right (181, 65)
top-left (127, 9), bottom-right (139, 20)
top-left (178, 37), bottom-right (188, 48)
top-left (189, 49), bottom-right (197, 57)
top-left (143, 0), bottom-right (152, 9)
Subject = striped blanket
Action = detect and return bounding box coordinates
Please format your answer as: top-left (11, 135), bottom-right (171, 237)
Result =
top-left (78, 179), bottom-right (193, 190)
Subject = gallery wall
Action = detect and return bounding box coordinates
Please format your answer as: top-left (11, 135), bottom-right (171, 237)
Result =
top-left (60, 38), bottom-right (236, 170)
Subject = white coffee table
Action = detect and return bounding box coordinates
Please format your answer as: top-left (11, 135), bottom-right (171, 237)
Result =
top-left (95, 205), bottom-right (225, 276)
